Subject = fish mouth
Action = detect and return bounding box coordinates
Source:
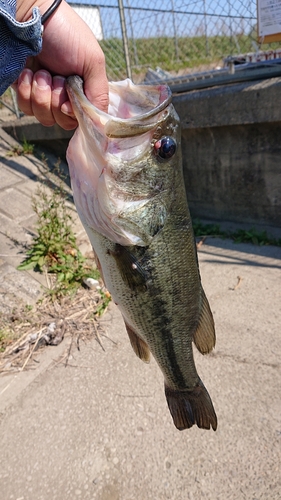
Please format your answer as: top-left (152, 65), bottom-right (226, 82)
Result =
top-left (66, 75), bottom-right (172, 139)
top-left (65, 76), bottom-right (175, 246)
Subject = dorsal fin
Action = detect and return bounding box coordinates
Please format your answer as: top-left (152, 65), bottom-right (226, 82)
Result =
top-left (193, 287), bottom-right (216, 354)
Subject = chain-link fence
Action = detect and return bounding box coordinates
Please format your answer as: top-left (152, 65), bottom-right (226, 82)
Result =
top-left (68, 0), bottom-right (281, 83)
top-left (1, 1), bottom-right (280, 118)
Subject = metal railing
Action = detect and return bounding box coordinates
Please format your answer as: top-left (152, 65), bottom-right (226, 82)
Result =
top-left (0, 88), bottom-right (21, 120)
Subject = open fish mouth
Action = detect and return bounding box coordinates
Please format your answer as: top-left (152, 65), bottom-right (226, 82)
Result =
top-left (66, 76), bottom-right (172, 138)
top-left (66, 76), bottom-right (172, 165)
top-left (66, 77), bottom-right (176, 246)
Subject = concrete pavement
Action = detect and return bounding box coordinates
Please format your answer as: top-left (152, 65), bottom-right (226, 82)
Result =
top-left (0, 126), bottom-right (88, 314)
top-left (0, 122), bottom-right (281, 499)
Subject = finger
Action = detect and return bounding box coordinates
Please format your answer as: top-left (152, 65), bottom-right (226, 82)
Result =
top-left (31, 70), bottom-right (55, 127)
top-left (51, 76), bottom-right (77, 130)
top-left (16, 69), bottom-right (33, 115)
top-left (61, 100), bottom-right (76, 120)
top-left (83, 51), bottom-right (109, 113)
top-left (84, 79), bottom-right (109, 113)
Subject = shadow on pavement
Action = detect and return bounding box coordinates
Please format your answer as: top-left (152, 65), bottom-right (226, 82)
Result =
top-left (198, 236), bottom-right (281, 268)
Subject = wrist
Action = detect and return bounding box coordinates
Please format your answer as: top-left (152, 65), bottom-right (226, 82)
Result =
top-left (16, 0), bottom-right (63, 23)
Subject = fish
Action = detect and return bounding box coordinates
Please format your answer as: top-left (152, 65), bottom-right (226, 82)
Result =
top-left (66, 75), bottom-right (217, 431)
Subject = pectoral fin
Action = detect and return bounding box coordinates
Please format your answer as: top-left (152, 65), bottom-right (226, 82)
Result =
top-left (124, 321), bottom-right (150, 363)
top-left (110, 244), bottom-right (148, 291)
top-left (193, 287), bottom-right (216, 354)
top-left (92, 248), bottom-right (105, 283)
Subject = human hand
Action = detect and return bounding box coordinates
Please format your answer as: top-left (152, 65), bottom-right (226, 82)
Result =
top-left (13, 0), bottom-right (109, 130)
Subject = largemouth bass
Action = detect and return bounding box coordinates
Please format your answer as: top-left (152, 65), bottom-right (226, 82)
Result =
top-left (66, 76), bottom-right (217, 431)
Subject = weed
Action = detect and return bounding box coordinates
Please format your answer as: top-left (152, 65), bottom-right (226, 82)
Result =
top-left (192, 219), bottom-right (226, 238)
top-left (231, 228), bottom-right (281, 247)
top-left (24, 304), bottom-right (33, 312)
top-left (22, 138), bottom-right (34, 154)
top-left (17, 174), bottom-right (101, 297)
top-left (192, 218), bottom-right (281, 247)
top-left (0, 327), bottom-right (13, 352)
top-left (95, 290), bottom-right (112, 317)
top-left (7, 138), bottom-right (34, 156)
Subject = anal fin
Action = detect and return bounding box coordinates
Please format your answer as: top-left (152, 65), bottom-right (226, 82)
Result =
top-left (124, 321), bottom-right (150, 363)
top-left (193, 287), bottom-right (216, 354)
top-left (165, 380), bottom-right (217, 431)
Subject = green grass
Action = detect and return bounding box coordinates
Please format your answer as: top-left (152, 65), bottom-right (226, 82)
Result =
top-left (192, 219), bottom-right (281, 247)
top-left (231, 228), bottom-right (281, 246)
top-left (101, 33), bottom-right (281, 81)
top-left (7, 138), bottom-right (34, 156)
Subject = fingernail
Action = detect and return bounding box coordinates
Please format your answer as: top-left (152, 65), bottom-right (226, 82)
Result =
top-left (61, 101), bottom-right (74, 117)
top-left (34, 71), bottom-right (51, 89)
top-left (53, 76), bottom-right (65, 93)
top-left (19, 70), bottom-right (32, 85)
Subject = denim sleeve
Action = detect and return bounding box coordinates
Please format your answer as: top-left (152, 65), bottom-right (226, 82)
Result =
top-left (0, 0), bottom-right (42, 95)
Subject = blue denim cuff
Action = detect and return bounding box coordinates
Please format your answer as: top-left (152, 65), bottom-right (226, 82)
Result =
top-left (0, 2), bottom-right (43, 95)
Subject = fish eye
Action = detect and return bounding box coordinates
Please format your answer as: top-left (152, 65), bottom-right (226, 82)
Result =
top-left (154, 136), bottom-right (176, 160)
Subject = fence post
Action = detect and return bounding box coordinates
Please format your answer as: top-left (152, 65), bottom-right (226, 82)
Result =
top-left (171, 0), bottom-right (179, 61)
top-left (203, 0), bottom-right (210, 56)
top-left (127, 0), bottom-right (139, 66)
top-left (118, 0), bottom-right (132, 80)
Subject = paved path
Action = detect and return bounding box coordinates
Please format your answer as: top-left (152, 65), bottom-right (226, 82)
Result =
top-left (0, 126), bottom-right (281, 500)
top-left (0, 127), bottom-right (88, 314)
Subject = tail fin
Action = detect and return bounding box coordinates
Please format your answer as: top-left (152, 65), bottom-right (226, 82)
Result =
top-left (165, 381), bottom-right (217, 431)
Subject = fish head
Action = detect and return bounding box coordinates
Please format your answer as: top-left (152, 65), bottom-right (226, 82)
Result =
top-left (66, 76), bottom-right (181, 246)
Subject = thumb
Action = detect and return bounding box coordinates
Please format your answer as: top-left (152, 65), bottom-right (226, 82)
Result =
top-left (83, 54), bottom-right (109, 113)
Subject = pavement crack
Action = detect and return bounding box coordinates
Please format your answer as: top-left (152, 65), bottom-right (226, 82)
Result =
top-left (209, 350), bottom-right (280, 369)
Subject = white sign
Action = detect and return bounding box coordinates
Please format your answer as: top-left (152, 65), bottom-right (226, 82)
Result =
top-left (257, 0), bottom-right (281, 39)
top-left (70, 4), bottom-right (103, 41)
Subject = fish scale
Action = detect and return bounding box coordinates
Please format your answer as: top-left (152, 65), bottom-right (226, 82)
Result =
top-left (66, 75), bottom-right (217, 431)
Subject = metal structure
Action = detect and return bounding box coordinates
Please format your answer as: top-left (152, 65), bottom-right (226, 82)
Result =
top-left (0, 88), bottom-right (21, 119)
top-left (67, 0), bottom-right (281, 83)
top-left (2, 1), bottom-right (281, 116)
top-left (145, 59), bottom-right (281, 93)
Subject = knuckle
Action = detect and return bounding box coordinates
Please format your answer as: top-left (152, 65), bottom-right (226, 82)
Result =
top-left (92, 49), bottom-right (106, 68)
top-left (98, 94), bottom-right (109, 113)
top-left (53, 111), bottom-right (77, 130)
top-left (38, 117), bottom-right (56, 127)
top-left (96, 53), bottom-right (106, 67)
